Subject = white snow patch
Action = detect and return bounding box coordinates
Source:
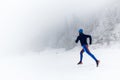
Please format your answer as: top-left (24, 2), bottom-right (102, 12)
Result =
top-left (0, 44), bottom-right (120, 80)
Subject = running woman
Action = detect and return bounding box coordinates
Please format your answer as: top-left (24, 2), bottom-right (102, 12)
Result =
top-left (75, 29), bottom-right (99, 67)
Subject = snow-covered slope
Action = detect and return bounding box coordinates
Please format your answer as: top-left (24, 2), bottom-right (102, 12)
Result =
top-left (0, 0), bottom-right (120, 80)
top-left (0, 44), bottom-right (120, 80)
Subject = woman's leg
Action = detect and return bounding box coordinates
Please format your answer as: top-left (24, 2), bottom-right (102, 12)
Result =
top-left (80, 49), bottom-right (84, 62)
top-left (78, 49), bottom-right (84, 64)
top-left (83, 45), bottom-right (97, 62)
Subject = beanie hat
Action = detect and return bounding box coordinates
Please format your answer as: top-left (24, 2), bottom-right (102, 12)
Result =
top-left (79, 29), bottom-right (83, 33)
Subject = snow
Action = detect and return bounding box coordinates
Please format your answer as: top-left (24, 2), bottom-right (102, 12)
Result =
top-left (0, 0), bottom-right (120, 80)
top-left (0, 44), bottom-right (120, 80)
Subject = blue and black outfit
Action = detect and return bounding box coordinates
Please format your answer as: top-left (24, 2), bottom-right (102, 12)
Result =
top-left (75, 29), bottom-right (99, 67)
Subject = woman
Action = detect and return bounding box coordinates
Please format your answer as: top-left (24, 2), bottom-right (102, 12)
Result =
top-left (75, 29), bottom-right (100, 67)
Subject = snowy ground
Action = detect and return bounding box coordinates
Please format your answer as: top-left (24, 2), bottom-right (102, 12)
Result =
top-left (0, 44), bottom-right (120, 80)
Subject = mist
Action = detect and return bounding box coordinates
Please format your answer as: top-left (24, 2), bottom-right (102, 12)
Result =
top-left (0, 0), bottom-right (118, 54)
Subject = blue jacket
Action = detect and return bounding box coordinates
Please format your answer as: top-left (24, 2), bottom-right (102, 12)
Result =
top-left (75, 33), bottom-right (92, 46)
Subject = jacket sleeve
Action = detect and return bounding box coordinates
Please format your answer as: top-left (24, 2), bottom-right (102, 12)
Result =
top-left (75, 36), bottom-right (79, 43)
top-left (87, 35), bottom-right (92, 45)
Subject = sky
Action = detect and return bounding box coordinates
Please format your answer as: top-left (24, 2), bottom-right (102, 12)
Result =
top-left (0, 0), bottom-right (118, 54)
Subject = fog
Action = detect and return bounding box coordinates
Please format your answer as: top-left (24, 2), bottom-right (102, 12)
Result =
top-left (0, 0), bottom-right (118, 54)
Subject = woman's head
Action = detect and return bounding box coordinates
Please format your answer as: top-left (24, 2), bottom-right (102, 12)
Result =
top-left (79, 29), bottom-right (83, 33)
